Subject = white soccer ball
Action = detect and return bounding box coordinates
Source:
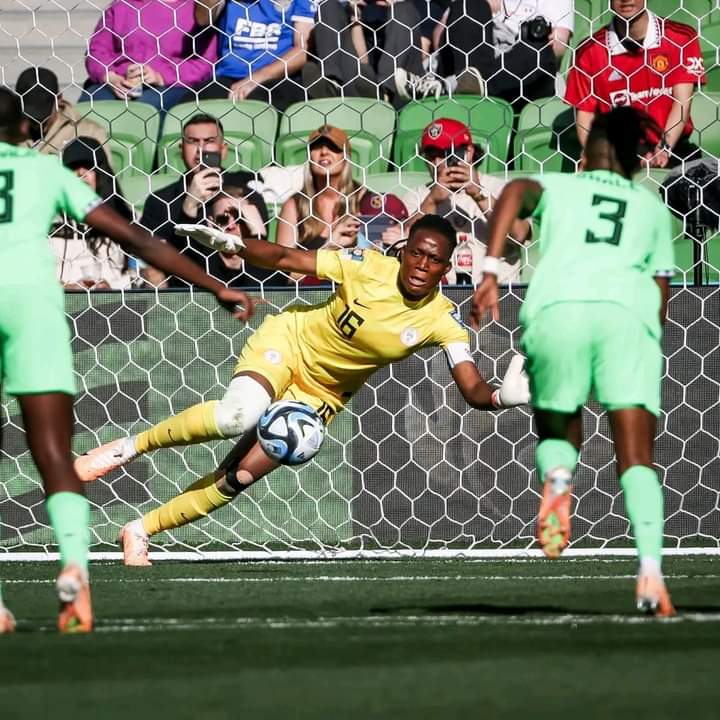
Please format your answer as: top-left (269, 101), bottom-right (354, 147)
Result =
top-left (257, 401), bottom-right (326, 466)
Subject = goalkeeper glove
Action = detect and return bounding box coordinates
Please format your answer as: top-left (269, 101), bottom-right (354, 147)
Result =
top-left (491, 354), bottom-right (530, 408)
top-left (175, 224), bottom-right (246, 255)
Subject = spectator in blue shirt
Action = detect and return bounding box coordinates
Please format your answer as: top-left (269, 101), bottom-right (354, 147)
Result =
top-left (192, 0), bottom-right (315, 111)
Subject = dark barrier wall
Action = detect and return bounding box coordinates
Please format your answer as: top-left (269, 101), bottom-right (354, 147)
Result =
top-left (1, 286), bottom-right (718, 553)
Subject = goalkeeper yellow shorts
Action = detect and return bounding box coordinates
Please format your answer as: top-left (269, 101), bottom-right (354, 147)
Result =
top-left (0, 284), bottom-right (76, 396)
top-left (233, 312), bottom-right (344, 424)
top-left (521, 301), bottom-right (663, 417)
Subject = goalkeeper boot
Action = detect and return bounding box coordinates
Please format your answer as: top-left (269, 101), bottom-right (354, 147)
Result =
top-left (57, 564), bottom-right (93, 634)
top-left (119, 519), bottom-right (152, 567)
top-left (75, 437), bottom-right (137, 482)
top-left (636, 572), bottom-right (676, 618)
top-left (537, 470), bottom-right (573, 559)
top-left (0, 605), bottom-right (16, 634)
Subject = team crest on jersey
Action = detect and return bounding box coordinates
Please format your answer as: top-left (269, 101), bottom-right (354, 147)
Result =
top-left (400, 327), bottom-right (418, 347)
top-left (652, 54), bottom-right (669, 73)
top-left (350, 248), bottom-right (365, 262)
top-left (264, 349), bottom-right (283, 365)
top-left (427, 123), bottom-right (443, 140)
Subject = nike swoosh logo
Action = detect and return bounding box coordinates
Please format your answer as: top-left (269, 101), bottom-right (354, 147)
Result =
top-left (353, 298), bottom-right (370, 309)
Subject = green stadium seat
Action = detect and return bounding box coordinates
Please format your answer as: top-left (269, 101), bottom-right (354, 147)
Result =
top-left (74, 101), bottom-right (160, 176)
top-left (393, 95), bottom-right (514, 173)
top-left (689, 91), bottom-right (720, 156)
top-left (120, 171), bottom-right (182, 218)
top-left (364, 171), bottom-right (428, 196)
top-left (513, 97), bottom-right (581, 173)
top-left (159, 99), bottom-right (278, 173)
top-left (276, 98), bottom-right (396, 176)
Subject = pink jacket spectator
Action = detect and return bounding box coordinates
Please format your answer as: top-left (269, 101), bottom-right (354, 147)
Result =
top-left (85, 0), bottom-right (217, 88)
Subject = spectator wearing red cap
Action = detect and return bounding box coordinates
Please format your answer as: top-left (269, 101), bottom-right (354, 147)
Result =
top-left (356, 191), bottom-right (409, 250)
top-left (277, 125), bottom-right (368, 283)
top-left (565, 0), bottom-right (705, 168)
top-left (394, 118), bottom-right (530, 281)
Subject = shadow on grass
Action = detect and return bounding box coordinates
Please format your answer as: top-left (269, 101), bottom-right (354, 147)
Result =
top-left (370, 602), bottom-right (604, 616)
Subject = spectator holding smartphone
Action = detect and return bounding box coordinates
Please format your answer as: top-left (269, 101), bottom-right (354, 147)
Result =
top-left (391, 118), bottom-right (530, 280)
top-left (277, 125), bottom-right (368, 283)
top-left (139, 113), bottom-right (262, 286)
top-left (83, 0), bottom-right (217, 112)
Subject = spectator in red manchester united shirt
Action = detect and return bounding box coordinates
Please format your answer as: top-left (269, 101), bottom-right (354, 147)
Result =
top-left (565, 0), bottom-right (705, 168)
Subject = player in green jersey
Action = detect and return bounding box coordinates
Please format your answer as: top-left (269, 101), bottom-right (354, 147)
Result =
top-left (0, 88), bottom-right (254, 633)
top-left (470, 107), bottom-right (676, 617)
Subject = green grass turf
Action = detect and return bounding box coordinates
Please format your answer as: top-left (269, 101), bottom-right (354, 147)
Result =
top-left (1, 557), bottom-right (720, 720)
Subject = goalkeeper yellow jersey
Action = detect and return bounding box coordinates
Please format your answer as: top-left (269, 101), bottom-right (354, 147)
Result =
top-left (277, 248), bottom-right (470, 399)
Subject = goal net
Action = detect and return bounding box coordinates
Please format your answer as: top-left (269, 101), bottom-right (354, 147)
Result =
top-left (1, 0), bottom-right (720, 559)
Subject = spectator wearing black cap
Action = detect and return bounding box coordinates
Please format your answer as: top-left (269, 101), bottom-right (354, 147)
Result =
top-left (15, 67), bottom-right (108, 158)
top-left (50, 137), bottom-right (134, 289)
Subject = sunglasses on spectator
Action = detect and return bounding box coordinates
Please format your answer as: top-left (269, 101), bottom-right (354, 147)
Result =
top-left (212, 207), bottom-right (242, 229)
top-left (423, 145), bottom-right (470, 161)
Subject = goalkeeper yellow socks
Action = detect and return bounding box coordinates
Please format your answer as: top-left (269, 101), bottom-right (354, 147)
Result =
top-left (620, 465), bottom-right (664, 564)
top-left (46, 491), bottom-right (90, 572)
top-left (134, 401), bottom-right (222, 454)
top-left (536, 439), bottom-right (579, 491)
top-left (142, 472), bottom-right (233, 536)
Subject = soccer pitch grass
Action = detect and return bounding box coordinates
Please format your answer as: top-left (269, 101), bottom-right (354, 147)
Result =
top-left (1, 558), bottom-right (720, 719)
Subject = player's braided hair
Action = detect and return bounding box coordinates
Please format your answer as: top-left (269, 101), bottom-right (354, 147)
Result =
top-left (586, 107), bottom-right (663, 179)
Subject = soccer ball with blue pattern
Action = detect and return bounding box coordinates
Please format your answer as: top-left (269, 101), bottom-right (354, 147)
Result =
top-left (257, 401), bottom-right (326, 465)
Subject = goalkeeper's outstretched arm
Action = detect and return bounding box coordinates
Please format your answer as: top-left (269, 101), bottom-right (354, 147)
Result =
top-left (85, 205), bottom-right (255, 319)
top-left (175, 223), bottom-right (320, 277)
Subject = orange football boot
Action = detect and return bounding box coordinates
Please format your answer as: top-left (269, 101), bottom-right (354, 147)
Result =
top-left (537, 474), bottom-right (573, 559)
top-left (57, 564), bottom-right (93, 634)
top-left (636, 572), bottom-right (676, 618)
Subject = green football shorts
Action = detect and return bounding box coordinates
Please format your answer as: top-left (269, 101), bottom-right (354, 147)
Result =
top-left (0, 284), bottom-right (76, 396)
top-left (521, 301), bottom-right (663, 417)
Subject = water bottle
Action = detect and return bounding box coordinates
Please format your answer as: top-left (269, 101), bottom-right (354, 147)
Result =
top-left (454, 233), bottom-right (473, 285)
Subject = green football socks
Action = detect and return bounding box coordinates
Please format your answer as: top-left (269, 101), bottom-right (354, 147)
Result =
top-left (620, 465), bottom-right (664, 565)
top-left (536, 439), bottom-right (579, 490)
top-left (46, 491), bottom-right (90, 573)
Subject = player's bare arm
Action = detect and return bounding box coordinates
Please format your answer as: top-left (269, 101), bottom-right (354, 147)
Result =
top-left (86, 204), bottom-right (255, 320)
top-left (469, 179), bottom-right (543, 327)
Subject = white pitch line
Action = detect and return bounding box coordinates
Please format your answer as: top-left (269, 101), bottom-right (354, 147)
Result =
top-left (4, 573), bottom-right (719, 585)
top-left (30, 611), bottom-right (719, 633)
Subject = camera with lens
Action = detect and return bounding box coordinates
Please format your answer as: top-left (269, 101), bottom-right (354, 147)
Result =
top-left (520, 15), bottom-right (551, 44)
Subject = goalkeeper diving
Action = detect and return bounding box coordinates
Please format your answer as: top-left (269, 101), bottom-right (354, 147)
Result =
top-left (76, 211), bottom-right (530, 565)
top-left (470, 106), bottom-right (676, 617)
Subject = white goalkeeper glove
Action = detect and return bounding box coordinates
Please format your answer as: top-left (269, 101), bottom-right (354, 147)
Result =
top-left (492, 354), bottom-right (530, 408)
top-left (175, 224), bottom-right (246, 255)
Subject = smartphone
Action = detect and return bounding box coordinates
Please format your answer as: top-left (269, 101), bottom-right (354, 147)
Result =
top-left (201, 150), bottom-right (222, 169)
top-left (446, 154), bottom-right (461, 168)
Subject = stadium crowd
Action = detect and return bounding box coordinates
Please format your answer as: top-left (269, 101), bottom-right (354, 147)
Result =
top-left (11, 0), bottom-right (711, 289)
